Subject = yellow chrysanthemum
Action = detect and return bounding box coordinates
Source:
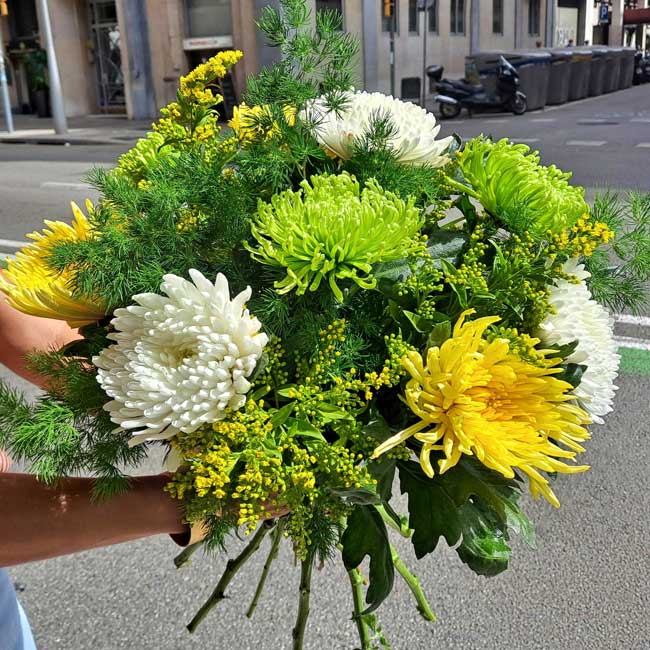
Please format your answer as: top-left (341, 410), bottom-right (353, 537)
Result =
top-left (0, 201), bottom-right (105, 327)
top-left (372, 310), bottom-right (591, 507)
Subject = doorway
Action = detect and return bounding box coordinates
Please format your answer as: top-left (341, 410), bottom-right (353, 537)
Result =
top-left (89, 0), bottom-right (125, 112)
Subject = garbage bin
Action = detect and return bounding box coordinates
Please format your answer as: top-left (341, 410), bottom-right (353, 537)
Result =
top-left (506, 50), bottom-right (552, 110)
top-left (620, 47), bottom-right (636, 89)
top-left (588, 46), bottom-right (608, 96)
top-left (567, 48), bottom-right (592, 100)
top-left (465, 51), bottom-right (505, 100)
top-left (546, 49), bottom-right (571, 105)
top-left (604, 47), bottom-right (623, 93)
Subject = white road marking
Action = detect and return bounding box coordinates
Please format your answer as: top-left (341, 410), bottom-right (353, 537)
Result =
top-left (615, 336), bottom-right (650, 351)
top-left (482, 118), bottom-right (507, 123)
top-left (529, 118), bottom-right (556, 123)
top-left (566, 140), bottom-right (607, 147)
top-left (512, 138), bottom-right (540, 143)
top-left (40, 181), bottom-right (91, 190)
top-left (0, 238), bottom-right (28, 249)
top-left (636, 143), bottom-right (650, 148)
top-left (614, 314), bottom-right (650, 328)
top-left (630, 117), bottom-right (650, 123)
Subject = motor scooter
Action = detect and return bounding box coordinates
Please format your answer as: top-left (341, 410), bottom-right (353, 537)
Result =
top-left (633, 51), bottom-right (650, 85)
top-left (428, 56), bottom-right (527, 119)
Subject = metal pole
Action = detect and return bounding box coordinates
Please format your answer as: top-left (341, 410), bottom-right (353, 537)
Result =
top-left (36, 0), bottom-right (67, 134)
top-left (389, 2), bottom-right (396, 96)
top-left (0, 18), bottom-right (14, 133)
top-left (421, 4), bottom-right (428, 107)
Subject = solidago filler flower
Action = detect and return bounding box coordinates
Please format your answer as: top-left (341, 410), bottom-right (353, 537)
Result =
top-left (247, 172), bottom-right (424, 301)
top-left (0, 201), bottom-right (105, 327)
top-left (458, 137), bottom-right (589, 237)
top-left (229, 103), bottom-right (296, 144)
top-left (304, 90), bottom-right (453, 166)
top-left (539, 260), bottom-right (619, 424)
top-left (372, 310), bottom-right (592, 507)
top-left (93, 270), bottom-right (268, 445)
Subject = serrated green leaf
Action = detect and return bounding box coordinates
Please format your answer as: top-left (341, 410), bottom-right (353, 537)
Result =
top-left (341, 505), bottom-right (395, 614)
top-left (425, 230), bottom-right (467, 268)
top-left (397, 458), bottom-right (533, 575)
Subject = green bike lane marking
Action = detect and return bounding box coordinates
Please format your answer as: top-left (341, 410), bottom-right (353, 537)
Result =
top-left (619, 346), bottom-right (650, 376)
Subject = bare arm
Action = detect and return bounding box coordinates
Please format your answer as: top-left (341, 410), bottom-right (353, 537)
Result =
top-left (0, 291), bottom-right (79, 387)
top-left (0, 473), bottom-right (190, 567)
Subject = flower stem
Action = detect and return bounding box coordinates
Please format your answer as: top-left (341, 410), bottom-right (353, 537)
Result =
top-left (390, 544), bottom-right (436, 622)
top-left (291, 555), bottom-right (314, 650)
top-left (187, 520), bottom-right (275, 633)
top-left (445, 177), bottom-right (480, 200)
top-left (246, 518), bottom-right (286, 619)
top-left (375, 504), bottom-right (411, 538)
top-left (173, 541), bottom-right (202, 569)
top-left (348, 568), bottom-right (372, 650)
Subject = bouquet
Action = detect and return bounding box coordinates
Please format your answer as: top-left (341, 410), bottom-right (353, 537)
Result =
top-left (2, 3), bottom-right (649, 648)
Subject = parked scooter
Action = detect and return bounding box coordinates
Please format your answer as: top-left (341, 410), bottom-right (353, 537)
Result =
top-left (428, 56), bottom-right (527, 119)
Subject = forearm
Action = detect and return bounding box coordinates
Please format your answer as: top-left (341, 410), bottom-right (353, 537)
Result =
top-left (0, 473), bottom-right (188, 567)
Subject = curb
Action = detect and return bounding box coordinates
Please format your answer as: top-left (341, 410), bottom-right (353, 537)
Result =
top-left (0, 137), bottom-right (138, 146)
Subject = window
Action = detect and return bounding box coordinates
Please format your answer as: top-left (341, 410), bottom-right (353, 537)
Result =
top-left (450, 0), bottom-right (465, 35)
top-left (528, 0), bottom-right (541, 36)
top-left (316, 0), bottom-right (343, 14)
top-left (185, 0), bottom-right (232, 38)
top-left (382, 0), bottom-right (398, 32)
top-left (493, 0), bottom-right (503, 34)
top-left (409, 0), bottom-right (418, 33)
top-left (428, 0), bottom-right (438, 33)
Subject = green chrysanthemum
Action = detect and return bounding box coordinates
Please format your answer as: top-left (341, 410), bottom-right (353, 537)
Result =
top-left (247, 172), bottom-right (423, 301)
top-left (458, 137), bottom-right (588, 237)
top-left (113, 131), bottom-right (176, 184)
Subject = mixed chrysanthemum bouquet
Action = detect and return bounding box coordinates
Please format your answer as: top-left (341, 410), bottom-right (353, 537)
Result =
top-left (2, 2), bottom-right (650, 648)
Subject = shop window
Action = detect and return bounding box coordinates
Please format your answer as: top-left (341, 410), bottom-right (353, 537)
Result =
top-left (450, 0), bottom-right (465, 35)
top-left (528, 0), bottom-right (541, 36)
top-left (185, 0), bottom-right (232, 38)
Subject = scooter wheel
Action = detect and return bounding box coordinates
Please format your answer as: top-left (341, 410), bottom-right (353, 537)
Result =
top-left (439, 102), bottom-right (461, 119)
top-left (510, 95), bottom-right (527, 115)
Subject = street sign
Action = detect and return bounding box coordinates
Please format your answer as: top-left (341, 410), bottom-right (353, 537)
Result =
top-left (182, 35), bottom-right (234, 51)
top-left (599, 2), bottom-right (610, 24)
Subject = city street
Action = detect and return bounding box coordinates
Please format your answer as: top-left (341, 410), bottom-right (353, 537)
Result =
top-left (2, 84), bottom-right (650, 650)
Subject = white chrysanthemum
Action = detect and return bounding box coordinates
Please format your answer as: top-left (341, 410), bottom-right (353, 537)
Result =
top-left (94, 270), bottom-right (268, 445)
top-left (304, 91), bottom-right (453, 166)
top-left (538, 260), bottom-right (619, 424)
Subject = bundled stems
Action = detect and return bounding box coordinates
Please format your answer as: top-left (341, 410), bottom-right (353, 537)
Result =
top-left (246, 517), bottom-right (286, 618)
top-left (174, 541), bottom-right (202, 569)
top-left (390, 544), bottom-right (436, 622)
top-left (292, 554), bottom-right (314, 650)
top-left (187, 520), bottom-right (275, 633)
top-left (348, 568), bottom-right (372, 650)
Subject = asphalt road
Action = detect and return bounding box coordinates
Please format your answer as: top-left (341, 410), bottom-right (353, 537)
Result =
top-left (2, 87), bottom-right (650, 650)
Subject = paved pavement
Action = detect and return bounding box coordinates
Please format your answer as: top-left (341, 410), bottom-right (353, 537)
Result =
top-left (2, 87), bottom-right (650, 650)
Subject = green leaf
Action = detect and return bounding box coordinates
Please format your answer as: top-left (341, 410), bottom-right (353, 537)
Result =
top-left (329, 486), bottom-right (381, 506)
top-left (316, 403), bottom-right (350, 421)
top-left (403, 310), bottom-right (432, 334)
top-left (426, 320), bottom-right (451, 348)
top-left (398, 459), bottom-right (533, 575)
top-left (398, 460), bottom-right (462, 558)
top-left (270, 402), bottom-right (294, 427)
top-left (341, 505), bottom-right (395, 614)
top-left (558, 363), bottom-right (587, 389)
top-left (368, 457), bottom-right (403, 531)
top-left (362, 411), bottom-right (394, 443)
top-left (289, 419), bottom-right (326, 441)
top-left (425, 230), bottom-right (467, 268)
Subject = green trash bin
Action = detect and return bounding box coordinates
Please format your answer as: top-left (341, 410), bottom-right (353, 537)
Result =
top-left (620, 47), bottom-right (636, 89)
top-left (546, 49), bottom-right (571, 105)
top-left (604, 47), bottom-right (623, 93)
top-left (588, 46), bottom-right (608, 96)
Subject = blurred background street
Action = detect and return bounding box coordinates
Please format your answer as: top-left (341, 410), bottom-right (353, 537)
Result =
top-left (1, 83), bottom-right (649, 650)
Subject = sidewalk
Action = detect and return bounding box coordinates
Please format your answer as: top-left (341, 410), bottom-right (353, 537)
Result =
top-left (0, 114), bottom-right (152, 145)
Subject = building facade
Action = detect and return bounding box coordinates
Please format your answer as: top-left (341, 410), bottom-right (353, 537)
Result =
top-left (1, 0), bottom-right (648, 120)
